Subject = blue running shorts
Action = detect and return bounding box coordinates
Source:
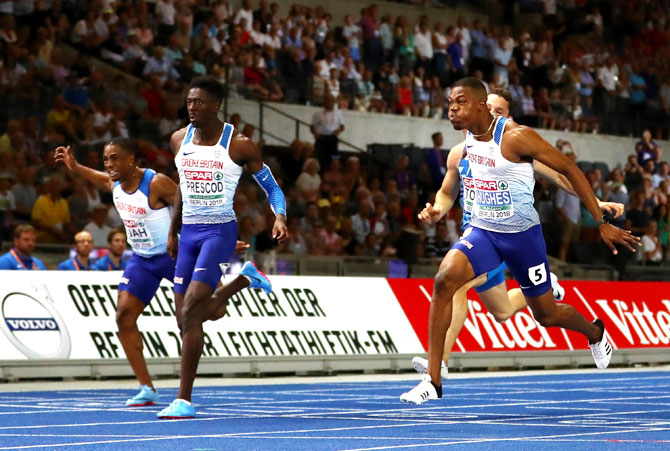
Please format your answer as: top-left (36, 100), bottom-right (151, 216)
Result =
top-left (173, 222), bottom-right (238, 293)
top-left (475, 262), bottom-right (507, 293)
top-left (452, 225), bottom-right (552, 297)
top-left (118, 253), bottom-right (176, 305)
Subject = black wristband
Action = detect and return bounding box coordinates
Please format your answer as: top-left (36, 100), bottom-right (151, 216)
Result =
top-left (598, 215), bottom-right (609, 225)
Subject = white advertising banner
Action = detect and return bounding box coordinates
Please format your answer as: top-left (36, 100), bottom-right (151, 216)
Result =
top-left (0, 272), bottom-right (424, 360)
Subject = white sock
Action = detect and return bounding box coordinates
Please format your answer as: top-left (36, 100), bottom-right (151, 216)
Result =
top-left (175, 398), bottom-right (191, 405)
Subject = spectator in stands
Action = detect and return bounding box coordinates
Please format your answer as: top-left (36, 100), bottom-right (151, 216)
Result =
top-left (92, 228), bottom-right (127, 271)
top-left (317, 198), bottom-right (331, 222)
top-left (424, 220), bottom-right (450, 259)
top-left (67, 178), bottom-right (89, 231)
top-left (84, 203), bottom-right (112, 248)
top-left (370, 201), bottom-right (389, 239)
top-left (0, 172), bottom-right (16, 238)
top-left (635, 129), bottom-right (661, 167)
top-left (11, 166), bottom-right (36, 222)
top-left (343, 14), bottom-right (362, 61)
top-left (360, 5), bottom-right (382, 71)
top-left (395, 76), bottom-right (414, 115)
top-left (31, 174), bottom-right (74, 243)
top-left (655, 203), bottom-right (670, 259)
top-left (351, 199), bottom-right (371, 244)
top-left (235, 0), bottom-right (254, 32)
top-left (624, 154), bottom-right (643, 193)
top-left (393, 155), bottom-right (415, 195)
top-left (305, 218), bottom-right (326, 255)
top-left (424, 132), bottom-right (446, 189)
top-left (143, 45), bottom-right (180, 85)
top-left (57, 230), bottom-right (94, 270)
top-left (278, 216), bottom-right (307, 255)
top-left (555, 157), bottom-right (581, 261)
top-left (0, 224), bottom-right (46, 270)
top-left (641, 221), bottom-right (663, 266)
top-left (641, 177), bottom-right (660, 214)
top-left (652, 161), bottom-right (669, 188)
top-left (606, 169), bottom-right (629, 228)
top-left (310, 94), bottom-right (344, 170)
top-left (70, 11), bottom-right (104, 52)
top-left (321, 215), bottom-right (342, 255)
top-left (155, 0), bottom-right (177, 42)
top-left (518, 85), bottom-right (538, 126)
top-left (296, 158), bottom-right (321, 204)
top-left (45, 95), bottom-right (78, 143)
top-left (626, 191), bottom-right (651, 238)
top-left (299, 201), bottom-right (319, 235)
top-left (414, 21), bottom-right (433, 73)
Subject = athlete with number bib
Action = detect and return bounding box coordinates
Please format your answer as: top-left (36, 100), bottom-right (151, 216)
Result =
top-left (55, 138), bottom-right (177, 407)
top-left (406, 90), bottom-right (625, 387)
top-left (159, 76), bottom-right (288, 419)
top-left (401, 78), bottom-right (639, 405)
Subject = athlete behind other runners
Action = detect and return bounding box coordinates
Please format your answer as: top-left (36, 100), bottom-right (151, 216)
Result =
top-left (408, 89), bottom-right (624, 383)
top-left (55, 138), bottom-right (177, 407)
top-left (159, 76), bottom-right (288, 419)
top-left (401, 78), bottom-right (638, 405)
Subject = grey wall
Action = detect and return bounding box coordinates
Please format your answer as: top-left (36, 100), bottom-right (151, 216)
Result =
top-left (226, 98), bottom-right (669, 170)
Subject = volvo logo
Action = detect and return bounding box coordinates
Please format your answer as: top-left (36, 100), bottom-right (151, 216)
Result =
top-left (0, 285), bottom-right (71, 359)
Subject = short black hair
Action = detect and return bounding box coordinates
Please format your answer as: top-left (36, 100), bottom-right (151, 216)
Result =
top-left (107, 137), bottom-right (137, 157)
top-left (188, 76), bottom-right (224, 102)
top-left (490, 87), bottom-right (513, 105)
top-left (431, 132), bottom-right (442, 140)
top-left (452, 77), bottom-right (488, 101)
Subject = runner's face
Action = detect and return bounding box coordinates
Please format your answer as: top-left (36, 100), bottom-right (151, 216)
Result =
top-left (103, 144), bottom-right (134, 182)
top-left (448, 87), bottom-right (484, 130)
top-left (186, 88), bottom-right (220, 128)
top-left (109, 233), bottom-right (127, 256)
top-left (487, 94), bottom-right (510, 118)
top-left (14, 232), bottom-right (35, 255)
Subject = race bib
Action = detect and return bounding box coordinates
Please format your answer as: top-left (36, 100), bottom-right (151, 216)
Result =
top-left (124, 219), bottom-right (155, 249)
top-left (473, 179), bottom-right (514, 219)
top-left (182, 168), bottom-right (227, 207)
top-left (462, 176), bottom-right (475, 214)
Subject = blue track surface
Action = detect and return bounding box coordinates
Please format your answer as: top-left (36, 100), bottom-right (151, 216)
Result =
top-left (1, 371), bottom-right (670, 450)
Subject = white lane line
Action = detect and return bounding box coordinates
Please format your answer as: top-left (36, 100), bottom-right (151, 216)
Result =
top-left (0, 422), bottom-right (436, 450)
top-left (339, 426), bottom-right (670, 451)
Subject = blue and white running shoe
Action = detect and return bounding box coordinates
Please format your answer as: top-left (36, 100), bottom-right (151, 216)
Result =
top-left (240, 261), bottom-right (272, 294)
top-left (126, 385), bottom-right (158, 407)
top-left (157, 399), bottom-right (195, 419)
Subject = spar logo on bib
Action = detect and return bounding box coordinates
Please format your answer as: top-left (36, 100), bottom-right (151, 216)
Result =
top-left (0, 285), bottom-right (71, 359)
top-left (213, 171), bottom-right (224, 181)
top-left (474, 178), bottom-right (514, 219)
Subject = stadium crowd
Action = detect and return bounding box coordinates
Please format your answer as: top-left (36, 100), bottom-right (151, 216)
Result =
top-left (0, 0), bottom-right (669, 271)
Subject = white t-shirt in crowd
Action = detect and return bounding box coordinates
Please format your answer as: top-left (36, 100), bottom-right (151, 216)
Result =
top-left (642, 234), bottom-right (662, 262)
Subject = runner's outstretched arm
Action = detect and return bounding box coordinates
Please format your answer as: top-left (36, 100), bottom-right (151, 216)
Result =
top-left (533, 161), bottom-right (624, 218)
top-left (506, 124), bottom-right (639, 254)
top-left (54, 145), bottom-right (113, 191)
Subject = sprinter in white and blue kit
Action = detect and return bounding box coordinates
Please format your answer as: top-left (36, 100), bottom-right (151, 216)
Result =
top-left (55, 138), bottom-right (177, 408)
top-left (401, 78), bottom-right (640, 405)
top-left (405, 89), bottom-right (625, 400)
top-left (159, 76), bottom-right (289, 419)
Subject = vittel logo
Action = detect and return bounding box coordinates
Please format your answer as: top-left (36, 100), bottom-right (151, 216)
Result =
top-left (0, 285), bottom-right (71, 359)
